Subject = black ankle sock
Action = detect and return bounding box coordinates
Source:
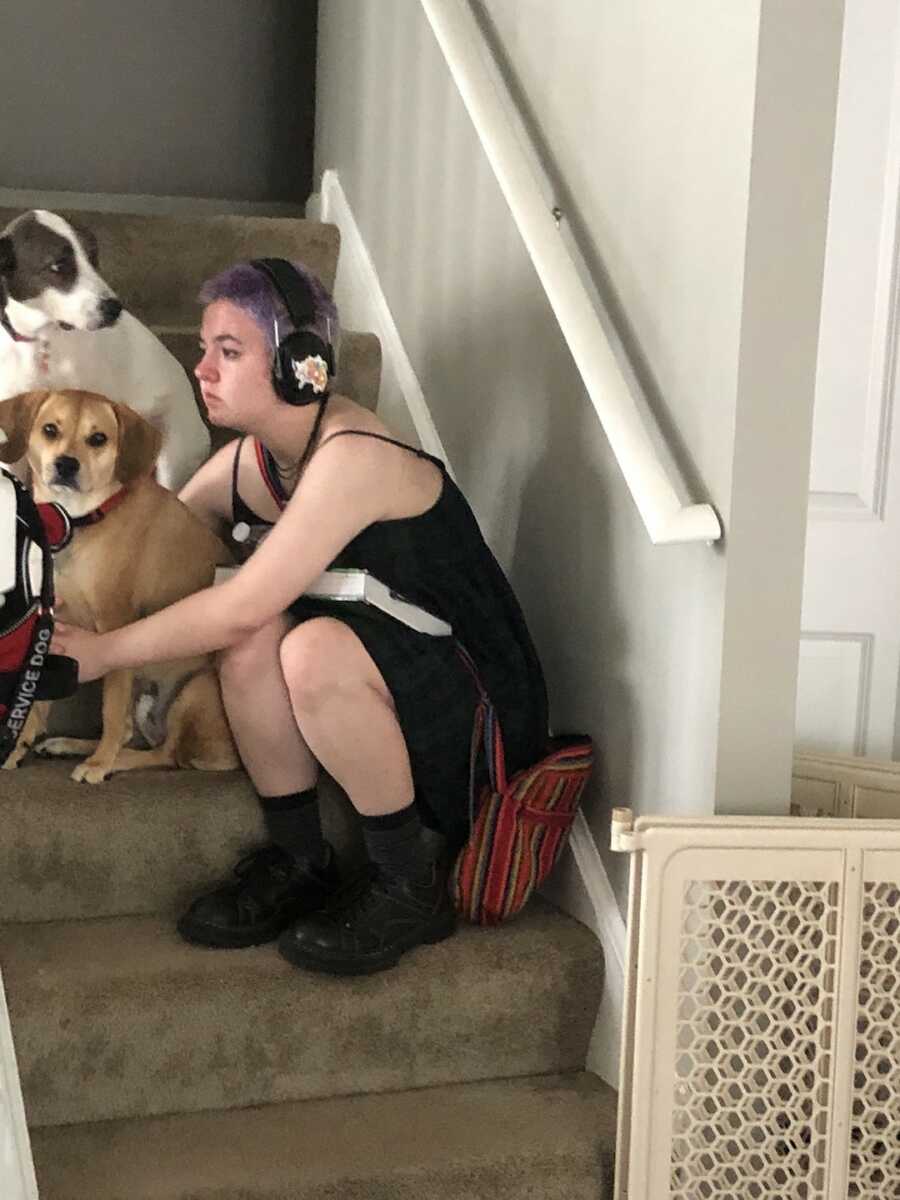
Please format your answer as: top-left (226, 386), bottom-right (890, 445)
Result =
top-left (360, 802), bottom-right (434, 886)
top-left (259, 789), bottom-right (327, 865)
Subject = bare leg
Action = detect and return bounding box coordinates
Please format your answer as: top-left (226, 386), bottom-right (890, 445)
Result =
top-left (218, 616), bottom-right (318, 794)
top-left (279, 618), bottom-right (415, 817)
top-left (275, 621), bottom-right (457, 977)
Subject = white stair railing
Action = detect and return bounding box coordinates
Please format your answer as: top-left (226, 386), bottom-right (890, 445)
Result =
top-left (420, 0), bottom-right (722, 546)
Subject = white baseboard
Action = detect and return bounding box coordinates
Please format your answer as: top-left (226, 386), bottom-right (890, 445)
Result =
top-left (0, 969), bottom-right (38, 1200)
top-left (317, 170), bottom-right (448, 461)
top-left (316, 168), bottom-right (625, 1089)
top-left (0, 187), bottom-right (306, 218)
top-left (564, 813), bottom-right (627, 1087)
top-left (305, 191), bottom-right (323, 223)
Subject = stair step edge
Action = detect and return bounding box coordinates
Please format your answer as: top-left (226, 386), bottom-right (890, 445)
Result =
top-left (31, 1073), bottom-right (617, 1200)
top-left (3, 906), bottom-right (604, 1128)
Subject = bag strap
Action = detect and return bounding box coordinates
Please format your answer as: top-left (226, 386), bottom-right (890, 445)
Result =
top-left (456, 642), bottom-right (508, 801)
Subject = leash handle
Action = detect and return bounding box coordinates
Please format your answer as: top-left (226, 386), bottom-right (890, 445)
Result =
top-left (0, 471), bottom-right (59, 758)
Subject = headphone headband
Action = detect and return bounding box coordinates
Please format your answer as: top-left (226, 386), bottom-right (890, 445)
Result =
top-left (250, 257), bottom-right (317, 330)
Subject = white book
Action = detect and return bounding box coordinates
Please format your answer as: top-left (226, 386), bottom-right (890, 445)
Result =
top-left (214, 565), bottom-right (452, 638)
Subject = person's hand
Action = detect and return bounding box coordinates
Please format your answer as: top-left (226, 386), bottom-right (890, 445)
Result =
top-left (50, 622), bottom-right (109, 684)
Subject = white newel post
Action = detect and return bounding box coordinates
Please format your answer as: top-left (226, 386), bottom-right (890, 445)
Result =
top-left (0, 969), bottom-right (38, 1200)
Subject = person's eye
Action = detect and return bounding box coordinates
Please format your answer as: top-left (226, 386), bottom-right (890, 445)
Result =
top-left (87, 431), bottom-right (108, 448)
top-left (222, 348), bottom-right (240, 360)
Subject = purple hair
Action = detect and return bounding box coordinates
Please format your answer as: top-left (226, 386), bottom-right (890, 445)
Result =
top-left (198, 260), bottom-right (339, 360)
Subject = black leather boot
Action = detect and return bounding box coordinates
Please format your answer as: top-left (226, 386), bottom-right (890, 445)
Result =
top-left (277, 861), bottom-right (456, 975)
top-left (177, 844), bottom-right (340, 948)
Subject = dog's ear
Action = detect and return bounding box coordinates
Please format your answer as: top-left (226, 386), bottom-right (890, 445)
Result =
top-left (0, 391), bottom-right (48, 462)
top-left (68, 221), bottom-right (99, 269)
top-left (0, 236), bottom-right (14, 279)
top-left (114, 404), bottom-right (163, 484)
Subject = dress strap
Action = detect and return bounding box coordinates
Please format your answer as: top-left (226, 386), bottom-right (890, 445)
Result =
top-left (231, 436), bottom-right (247, 525)
top-left (315, 429), bottom-right (439, 464)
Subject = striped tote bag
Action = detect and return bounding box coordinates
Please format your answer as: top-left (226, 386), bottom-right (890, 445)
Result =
top-left (451, 649), bottom-right (593, 925)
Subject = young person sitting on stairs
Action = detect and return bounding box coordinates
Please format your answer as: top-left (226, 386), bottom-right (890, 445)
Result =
top-left (52, 258), bottom-right (548, 976)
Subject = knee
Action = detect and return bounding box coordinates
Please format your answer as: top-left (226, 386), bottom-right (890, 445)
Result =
top-left (218, 617), bottom-right (289, 691)
top-left (280, 619), bottom-right (358, 713)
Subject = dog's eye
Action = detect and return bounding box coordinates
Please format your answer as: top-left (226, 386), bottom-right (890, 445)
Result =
top-left (42, 423), bottom-right (58, 440)
top-left (47, 259), bottom-right (66, 275)
top-left (86, 432), bottom-right (108, 448)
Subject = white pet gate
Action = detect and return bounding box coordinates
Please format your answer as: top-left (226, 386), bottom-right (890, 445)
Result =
top-left (611, 810), bottom-right (900, 1200)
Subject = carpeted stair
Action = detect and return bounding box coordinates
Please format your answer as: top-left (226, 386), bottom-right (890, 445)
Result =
top-left (0, 206), bottom-right (615, 1198)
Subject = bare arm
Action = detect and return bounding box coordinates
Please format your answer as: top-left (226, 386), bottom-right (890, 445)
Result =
top-left (177, 438), bottom-right (236, 530)
top-left (53, 437), bottom-right (393, 680)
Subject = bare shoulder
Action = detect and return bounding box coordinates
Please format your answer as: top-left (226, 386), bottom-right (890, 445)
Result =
top-left (318, 394), bottom-right (391, 440)
top-left (308, 394), bottom-right (441, 520)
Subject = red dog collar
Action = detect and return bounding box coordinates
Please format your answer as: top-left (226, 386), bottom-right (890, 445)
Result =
top-left (37, 488), bottom-right (128, 553)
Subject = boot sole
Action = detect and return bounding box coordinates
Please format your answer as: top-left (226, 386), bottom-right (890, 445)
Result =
top-left (176, 888), bottom-right (340, 950)
top-left (277, 909), bottom-right (457, 976)
top-left (175, 915), bottom-right (290, 949)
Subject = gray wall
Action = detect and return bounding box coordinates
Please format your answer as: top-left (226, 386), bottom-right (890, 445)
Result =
top-left (316, 1), bottom-right (842, 906)
top-left (1, 0), bottom-right (317, 203)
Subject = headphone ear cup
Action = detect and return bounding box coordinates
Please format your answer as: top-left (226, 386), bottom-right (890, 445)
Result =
top-left (275, 330), bottom-right (333, 406)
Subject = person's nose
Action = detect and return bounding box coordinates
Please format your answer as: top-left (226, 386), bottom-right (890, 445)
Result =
top-left (195, 351), bottom-right (217, 382)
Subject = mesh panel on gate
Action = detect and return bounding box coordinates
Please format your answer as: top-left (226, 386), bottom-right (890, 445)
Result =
top-left (849, 883), bottom-right (900, 1199)
top-left (669, 879), bottom-right (840, 1200)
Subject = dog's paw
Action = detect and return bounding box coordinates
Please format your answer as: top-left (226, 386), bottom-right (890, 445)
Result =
top-left (1, 747), bottom-right (27, 770)
top-left (71, 760), bottom-right (112, 784)
top-left (35, 737), bottom-right (88, 758)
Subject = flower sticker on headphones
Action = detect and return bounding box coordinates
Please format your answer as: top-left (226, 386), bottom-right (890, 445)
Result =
top-left (292, 354), bottom-right (329, 394)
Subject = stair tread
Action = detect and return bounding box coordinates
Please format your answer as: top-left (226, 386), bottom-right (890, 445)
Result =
top-left (30, 1074), bottom-right (617, 1200)
top-left (1, 903), bottom-right (604, 1127)
top-left (0, 761), bottom-right (364, 923)
top-left (0, 900), bottom-right (590, 981)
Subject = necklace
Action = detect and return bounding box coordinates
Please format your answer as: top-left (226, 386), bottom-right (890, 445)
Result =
top-left (263, 396), bottom-right (330, 502)
top-left (269, 454), bottom-right (301, 481)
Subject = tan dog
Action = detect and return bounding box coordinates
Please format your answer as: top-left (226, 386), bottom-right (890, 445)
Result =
top-left (0, 388), bottom-right (239, 782)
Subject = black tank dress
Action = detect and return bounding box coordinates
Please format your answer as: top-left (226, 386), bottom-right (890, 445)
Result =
top-left (231, 432), bottom-right (548, 848)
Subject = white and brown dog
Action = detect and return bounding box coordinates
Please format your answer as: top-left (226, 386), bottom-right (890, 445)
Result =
top-left (0, 388), bottom-right (238, 782)
top-left (0, 210), bottom-right (210, 490)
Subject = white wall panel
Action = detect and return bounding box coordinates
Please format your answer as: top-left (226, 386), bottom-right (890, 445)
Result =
top-left (795, 635), bottom-right (871, 755)
top-left (810, 0), bottom-right (900, 516)
top-left (800, 0), bottom-right (900, 761)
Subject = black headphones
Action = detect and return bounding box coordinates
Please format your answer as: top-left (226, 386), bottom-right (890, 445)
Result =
top-left (250, 257), bottom-right (336, 406)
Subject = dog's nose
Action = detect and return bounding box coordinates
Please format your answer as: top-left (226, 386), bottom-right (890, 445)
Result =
top-left (54, 455), bottom-right (80, 480)
top-left (98, 297), bottom-right (123, 327)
